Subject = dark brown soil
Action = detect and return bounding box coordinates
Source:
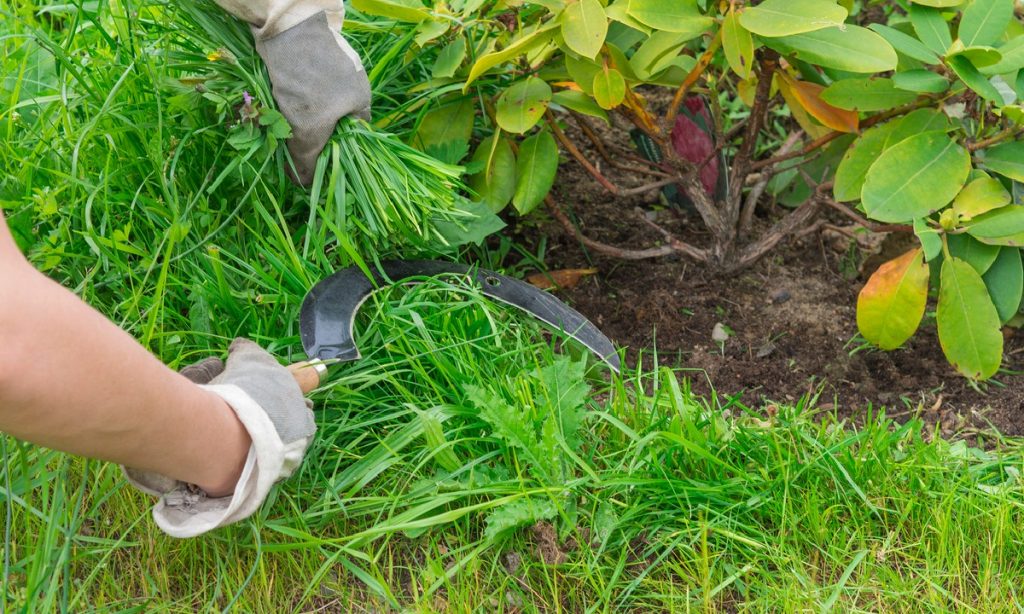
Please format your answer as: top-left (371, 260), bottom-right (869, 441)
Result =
top-left (510, 144), bottom-right (1024, 438)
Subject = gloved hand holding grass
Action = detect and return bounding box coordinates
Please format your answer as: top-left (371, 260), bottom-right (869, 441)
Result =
top-left (213, 0), bottom-right (371, 184)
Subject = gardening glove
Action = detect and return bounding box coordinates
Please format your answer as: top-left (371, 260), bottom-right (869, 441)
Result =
top-left (123, 339), bottom-right (317, 538)
top-left (214, 0), bottom-right (372, 185)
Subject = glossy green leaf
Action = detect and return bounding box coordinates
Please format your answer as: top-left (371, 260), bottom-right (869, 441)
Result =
top-left (937, 256), bottom-right (1003, 380)
top-left (566, 54), bottom-right (601, 94)
top-left (821, 77), bottom-right (918, 111)
top-left (722, 11), bottom-right (755, 79)
top-left (912, 0), bottom-right (965, 6)
top-left (948, 43), bottom-right (1003, 66)
top-left (984, 247), bottom-right (1024, 322)
top-left (432, 37), bottom-right (467, 79)
top-left (966, 205), bottom-right (1024, 238)
top-left (868, 23), bottom-right (941, 64)
top-left (551, 89), bottom-right (609, 123)
top-left (605, 1), bottom-right (652, 33)
top-left (626, 0), bottom-right (713, 34)
top-left (513, 131), bottom-right (559, 215)
top-left (862, 132), bottom-right (970, 223)
top-left (982, 141), bottom-right (1024, 181)
top-left (630, 31), bottom-right (693, 78)
top-left (952, 176), bottom-right (1011, 219)
top-left (771, 26), bottom-right (898, 73)
top-left (561, 0), bottom-right (608, 59)
top-left (910, 4), bottom-right (953, 56)
top-left (980, 36), bottom-right (1024, 74)
top-left (914, 218), bottom-right (944, 261)
top-left (892, 69), bottom-right (950, 93)
top-left (413, 98), bottom-right (475, 163)
top-left (959, 0), bottom-right (1013, 47)
top-left (738, 0), bottom-right (846, 37)
top-left (949, 54), bottom-right (1007, 102)
top-left (885, 109), bottom-right (951, 147)
top-left (350, 0), bottom-right (430, 22)
top-left (857, 248), bottom-right (929, 350)
top-left (469, 135), bottom-right (517, 212)
top-left (592, 66), bottom-right (626, 109)
top-left (496, 77), bottom-right (552, 134)
top-left (948, 233), bottom-right (1001, 273)
top-left (466, 21), bottom-right (559, 86)
top-left (833, 122), bottom-right (897, 202)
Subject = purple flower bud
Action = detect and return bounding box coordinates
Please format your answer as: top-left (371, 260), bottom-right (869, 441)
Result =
top-left (242, 91), bottom-right (253, 105)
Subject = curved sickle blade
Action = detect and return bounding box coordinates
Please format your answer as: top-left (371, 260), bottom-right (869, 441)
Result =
top-left (300, 260), bottom-right (620, 372)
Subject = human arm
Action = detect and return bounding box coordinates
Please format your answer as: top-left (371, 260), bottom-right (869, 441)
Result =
top-left (0, 211), bottom-right (251, 496)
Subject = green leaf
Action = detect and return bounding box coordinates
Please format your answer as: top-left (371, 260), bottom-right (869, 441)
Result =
top-left (834, 122), bottom-right (897, 202)
top-left (466, 21), bottom-right (560, 86)
top-left (483, 498), bottom-right (558, 541)
top-left (948, 43), bottom-right (1003, 66)
top-left (959, 0), bottom-right (1013, 47)
top-left (980, 36), bottom-right (1024, 74)
top-left (592, 66), bottom-right (626, 109)
top-left (983, 247), bottom-right (1024, 323)
top-left (567, 54), bottom-right (601, 94)
top-left (513, 131), bottom-right (559, 215)
top-left (912, 0), bottom-right (964, 6)
top-left (626, 0), bottom-right (713, 34)
top-left (738, 0), bottom-right (847, 37)
top-left (947, 233), bottom-right (1001, 273)
top-left (982, 141), bottom-right (1024, 181)
top-left (868, 23), bottom-right (941, 64)
top-left (605, 1), bottom-right (653, 33)
top-left (952, 176), bottom-right (1011, 219)
top-left (885, 109), bottom-right (951, 147)
top-left (434, 199), bottom-right (506, 247)
top-left (857, 248), bottom-right (930, 350)
top-left (910, 4), bottom-right (953, 56)
top-left (722, 11), bottom-right (755, 79)
top-left (551, 89), bottom-right (609, 123)
top-left (862, 132), bottom-right (970, 223)
top-left (966, 205), bottom-right (1024, 238)
top-left (496, 77), bottom-right (552, 134)
top-left (469, 135), bottom-right (517, 212)
top-left (949, 55), bottom-right (1006, 102)
top-left (350, 0), bottom-right (430, 22)
top-left (413, 98), bottom-right (475, 163)
top-left (914, 218), bottom-right (944, 261)
top-left (937, 256), bottom-right (1004, 380)
top-left (432, 37), bottom-right (467, 78)
top-left (532, 356), bottom-right (590, 452)
top-left (630, 30), bottom-right (694, 79)
top-left (771, 26), bottom-right (898, 73)
top-left (892, 69), bottom-right (950, 93)
top-left (821, 77), bottom-right (919, 111)
top-left (561, 0), bottom-right (608, 59)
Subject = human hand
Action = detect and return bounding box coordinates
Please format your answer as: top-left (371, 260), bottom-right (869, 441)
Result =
top-left (124, 339), bottom-right (320, 538)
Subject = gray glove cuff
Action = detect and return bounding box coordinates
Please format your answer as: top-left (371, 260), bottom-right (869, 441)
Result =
top-left (254, 11), bottom-right (372, 184)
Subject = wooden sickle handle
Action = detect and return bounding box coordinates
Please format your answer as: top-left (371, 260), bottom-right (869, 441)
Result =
top-left (287, 360), bottom-right (326, 394)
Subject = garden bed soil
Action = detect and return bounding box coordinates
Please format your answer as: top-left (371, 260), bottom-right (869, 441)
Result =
top-left (511, 167), bottom-right (1024, 438)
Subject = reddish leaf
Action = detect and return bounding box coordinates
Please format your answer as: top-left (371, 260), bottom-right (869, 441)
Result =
top-left (778, 73), bottom-right (860, 133)
top-left (527, 268), bottom-right (599, 290)
top-left (671, 96), bottom-right (718, 196)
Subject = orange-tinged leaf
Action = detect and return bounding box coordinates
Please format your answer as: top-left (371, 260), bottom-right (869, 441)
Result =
top-left (857, 248), bottom-right (929, 350)
top-left (527, 268), bottom-right (599, 290)
top-left (551, 81), bottom-right (582, 91)
top-left (778, 72), bottom-right (859, 133)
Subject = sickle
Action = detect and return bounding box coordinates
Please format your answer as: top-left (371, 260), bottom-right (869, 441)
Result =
top-left (298, 260), bottom-right (620, 372)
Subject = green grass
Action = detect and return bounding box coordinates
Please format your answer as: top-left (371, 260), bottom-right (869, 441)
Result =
top-left (4, 1), bottom-right (1024, 611)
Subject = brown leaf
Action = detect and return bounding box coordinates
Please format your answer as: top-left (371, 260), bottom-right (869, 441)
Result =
top-left (526, 268), bottom-right (598, 290)
top-left (777, 72), bottom-right (859, 134)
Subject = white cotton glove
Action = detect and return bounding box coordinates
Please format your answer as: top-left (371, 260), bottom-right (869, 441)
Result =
top-left (123, 339), bottom-right (316, 538)
top-left (214, 0), bottom-right (372, 184)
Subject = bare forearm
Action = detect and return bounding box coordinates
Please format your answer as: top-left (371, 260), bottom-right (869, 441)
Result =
top-left (0, 215), bottom-right (249, 494)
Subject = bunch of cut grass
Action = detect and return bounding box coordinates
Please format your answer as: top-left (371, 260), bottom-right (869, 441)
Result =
top-left (169, 0), bottom-right (470, 258)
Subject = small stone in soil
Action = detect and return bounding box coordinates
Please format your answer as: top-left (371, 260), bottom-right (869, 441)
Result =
top-left (769, 289), bottom-right (792, 304)
top-left (756, 342), bottom-right (777, 358)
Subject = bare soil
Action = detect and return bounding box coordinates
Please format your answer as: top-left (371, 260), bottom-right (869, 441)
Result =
top-left (510, 158), bottom-right (1024, 438)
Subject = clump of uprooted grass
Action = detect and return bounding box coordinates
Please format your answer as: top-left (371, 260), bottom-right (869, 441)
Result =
top-left (5, 279), bottom-right (1024, 612)
top-left (165, 0), bottom-right (470, 257)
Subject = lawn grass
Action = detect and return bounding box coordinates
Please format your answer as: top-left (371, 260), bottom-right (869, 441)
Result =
top-left (3, 1), bottom-right (1024, 612)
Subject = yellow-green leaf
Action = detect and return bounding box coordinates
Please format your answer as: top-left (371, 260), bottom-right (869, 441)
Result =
top-left (513, 131), bottom-right (559, 215)
top-left (626, 0), bottom-right (713, 34)
top-left (834, 122), bottom-right (897, 202)
top-left (857, 248), bottom-right (930, 350)
top-left (350, 0), bottom-right (430, 22)
top-left (937, 256), bottom-right (1004, 380)
top-left (959, 0), bottom-right (1013, 47)
top-left (469, 135), bottom-right (517, 212)
top-left (593, 66), bottom-right (626, 109)
top-left (983, 247), bottom-right (1024, 323)
top-left (982, 141), bottom-right (1024, 181)
top-left (466, 21), bottom-right (560, 86)
top-left (952, 176), bottom-right (1011, 220)
top-left (561, 0), bottom-right (608, 59)
top-left (722, 11), bottom-right (755, 79)
top-left (739, 0), bottom-right (847, 38)
top-left (496, 77), bottom-right (552, 134)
